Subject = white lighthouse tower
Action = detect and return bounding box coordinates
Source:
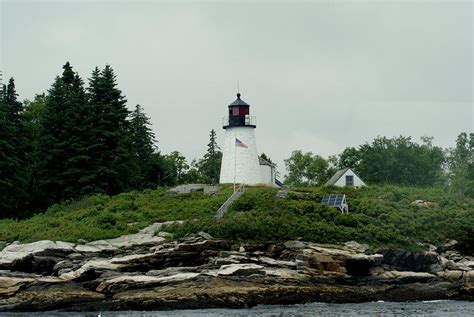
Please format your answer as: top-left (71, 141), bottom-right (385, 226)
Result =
top-left (219, 93), bottom-right (263, 186)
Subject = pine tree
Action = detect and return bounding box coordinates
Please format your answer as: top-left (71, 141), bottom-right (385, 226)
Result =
top-left (87, 65), bottom-right (138, 194)
top-left (198, 129), bottom-right (222, 184)
top-left (22, 94), bottom-right (45, 213)
top-left (0, 78), bottom-right (27, 217)
top-left (36, 62), bottom-right (89, 205)
top-left (130, 104), bottom-right (157, 188)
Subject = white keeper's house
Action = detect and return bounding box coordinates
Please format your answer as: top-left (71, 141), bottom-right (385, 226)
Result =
top-left (326, 167), bottom-right (366, 188)
top-left (219, 93), bottom-right (280, 187)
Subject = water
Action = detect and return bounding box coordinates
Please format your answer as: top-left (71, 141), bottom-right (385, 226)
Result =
top-left (1, 301), bottom-right (473, 317)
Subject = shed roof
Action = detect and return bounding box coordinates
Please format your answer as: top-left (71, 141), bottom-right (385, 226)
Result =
top-left (325, 167), bottom-right (351, 185)
top-left (259, 156), bottom-right (275, 167)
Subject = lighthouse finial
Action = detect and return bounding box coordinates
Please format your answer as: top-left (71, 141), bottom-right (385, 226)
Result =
top-left (237, 81), bottom-right (240, 98)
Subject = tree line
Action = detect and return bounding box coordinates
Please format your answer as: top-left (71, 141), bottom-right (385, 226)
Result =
top-left (0, 63), bottom-right (222, 218)
top-left (1, 62), bottom-right (472, 219)
top-left (284, 133), bottom-right (474, 197)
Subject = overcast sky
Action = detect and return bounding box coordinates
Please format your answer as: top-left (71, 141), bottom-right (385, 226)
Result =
top-left (1, 0), bottom-right (472, 175)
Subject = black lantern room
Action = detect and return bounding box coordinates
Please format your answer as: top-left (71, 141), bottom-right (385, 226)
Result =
top-left (223, 93), bottom-right (256, 129)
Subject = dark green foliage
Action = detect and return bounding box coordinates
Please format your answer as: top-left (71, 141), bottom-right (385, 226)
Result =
top-left (32, 63), bottom-right (146, 209)
top-left (86, 65), bottom-right (139, 195)
top-left (0, 78), bottom-right (27, 217)
top-left (260, 153), bottom-right (273, 164)
top-left (167, 185), bottom-right (474, 251)
top-left (447, 132), bottom-right (474, 197)
top-left (339, 136), bottom-right (445, 186)
top-left (0, 188), bottom-right (232, 242)
top-left (0, 185), bottom-right (472, 253)
top-left (284, 150), bottom-right (333, 185)
top-left (196, 129), bottom-right (222, 184)
top-left (36, 63), bottom-right (90, 205)
top-left (130, 104), bottom-right (158, 188)
top-left (159, 151), bottom-right (189, 185)
top-left (21, 94), bottom-right (46, 214)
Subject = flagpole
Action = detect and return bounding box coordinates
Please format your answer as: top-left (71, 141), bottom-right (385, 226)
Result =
top-left (234, 134), bottom-right (236, 192)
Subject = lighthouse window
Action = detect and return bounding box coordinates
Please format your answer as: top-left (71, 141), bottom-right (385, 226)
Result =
top-left (239, 107), bottom-right (249, 116)
top-left (232, 107), bottom-right (239, 116)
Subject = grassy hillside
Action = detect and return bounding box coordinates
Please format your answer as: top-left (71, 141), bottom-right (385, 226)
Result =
top-left (0, 185), bottom-right (473, 250)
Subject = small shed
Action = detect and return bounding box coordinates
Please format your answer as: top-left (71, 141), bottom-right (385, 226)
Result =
top-left (326, 167), bottom-right (366, 188)
top-left (259, 156), bottom-right (279, 187)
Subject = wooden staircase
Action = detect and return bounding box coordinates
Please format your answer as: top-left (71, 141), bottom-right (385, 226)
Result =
top-left (215, 184), bottom-right (245, 220)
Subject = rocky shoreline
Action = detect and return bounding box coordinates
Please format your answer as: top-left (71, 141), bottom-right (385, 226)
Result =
top-left (0, 223), bottom-right (472, 312)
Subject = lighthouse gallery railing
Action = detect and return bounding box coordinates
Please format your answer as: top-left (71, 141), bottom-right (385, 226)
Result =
top-left (222, 116), bottom-right (256, 127)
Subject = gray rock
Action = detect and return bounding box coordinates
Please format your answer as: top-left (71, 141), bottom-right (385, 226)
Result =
top-left (0, 240), bottom-right (75, 272)
top-left (197, 232), bottom-right (213, 240)
top-left (167, 184), bottom-right (221, 195)
top-left (157, 232), bottom-right (173, 238)
top-left (275, 189), bottom-right (290, 199)
top-left (217, 263), bottom-right (265, 276)
top-left (378, 248), bottom-right (440, 272)
top-left (67, 253), bottom-right (84, 261)
top-left (284, 241), bottom-right (306, 250)
top-left (53, 260), bottom-right (74, 273)
top-left (437, 240), bottom-right (458, 253)
top-left (96, 273), bottom-right (200, 293)
top-left (343, 241), bottom-right (369, 253)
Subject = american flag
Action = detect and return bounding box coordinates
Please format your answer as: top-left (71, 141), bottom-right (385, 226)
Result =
top-left (235, 138), bottom-right (248, 148)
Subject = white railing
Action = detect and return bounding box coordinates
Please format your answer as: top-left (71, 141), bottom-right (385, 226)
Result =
top-left (215, 184), bottom-right (245, 220)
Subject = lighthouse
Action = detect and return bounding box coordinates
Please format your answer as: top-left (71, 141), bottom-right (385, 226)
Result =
top-left (219, 93), bottom-right (269, 186)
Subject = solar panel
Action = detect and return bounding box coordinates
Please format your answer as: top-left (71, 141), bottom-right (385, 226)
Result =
top-left (321, 194), bottom-right (344, 206)
top-left (321, 194), bottom-right (349, 213)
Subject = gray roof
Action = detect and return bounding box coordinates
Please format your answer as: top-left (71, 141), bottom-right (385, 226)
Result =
top-left (325, 167), bottom-right (351, 185)
top-left (259, 156), bottom-right (275, 167)
top-left (229, 93), bottom-right (250, 107)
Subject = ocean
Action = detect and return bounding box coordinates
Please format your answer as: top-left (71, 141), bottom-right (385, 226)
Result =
top-left (1, 300), bottom-right (473, 317)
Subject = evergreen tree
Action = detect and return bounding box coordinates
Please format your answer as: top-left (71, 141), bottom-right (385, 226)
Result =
top-left (37, 62), bottom-right (90, 205)
top-left (37, 64), bottom-right (74, 204)
top-left (22, 94), bottom-right (45, 213)
top-left (197, 129), bottom-right (222, 184)
top-left (87, 65), bottom-right (138, 195)
top-left (0, 78), bottom-right (27, 217)
top-left (130, 104), bottom-right (157, 188)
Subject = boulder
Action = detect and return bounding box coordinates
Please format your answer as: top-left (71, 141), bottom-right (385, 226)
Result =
top-left (166, 184), bottom-right (221, 195)
top-left (58, 259), bottom-right (119, 281)
top-left (463, 270), bottom-right (474, 291)
top-left (437, 270), bottom-right (464, 282)
top-left (0, 241), bottom-right (75, 273)
top-left (284, 241), bottom-right (306, 250)
top-left (73, 222), bottom-right (182, 255)
top-left (343, 241), bottom-right (369, 253)
top-left (302, 251), bottom-right (345, 273)
top-left (378, 249), bottom-right (439, 272)
top-left (436, 240), bottom-right (458, 253)
top-left (197, 232), bottom-right (213, 240)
